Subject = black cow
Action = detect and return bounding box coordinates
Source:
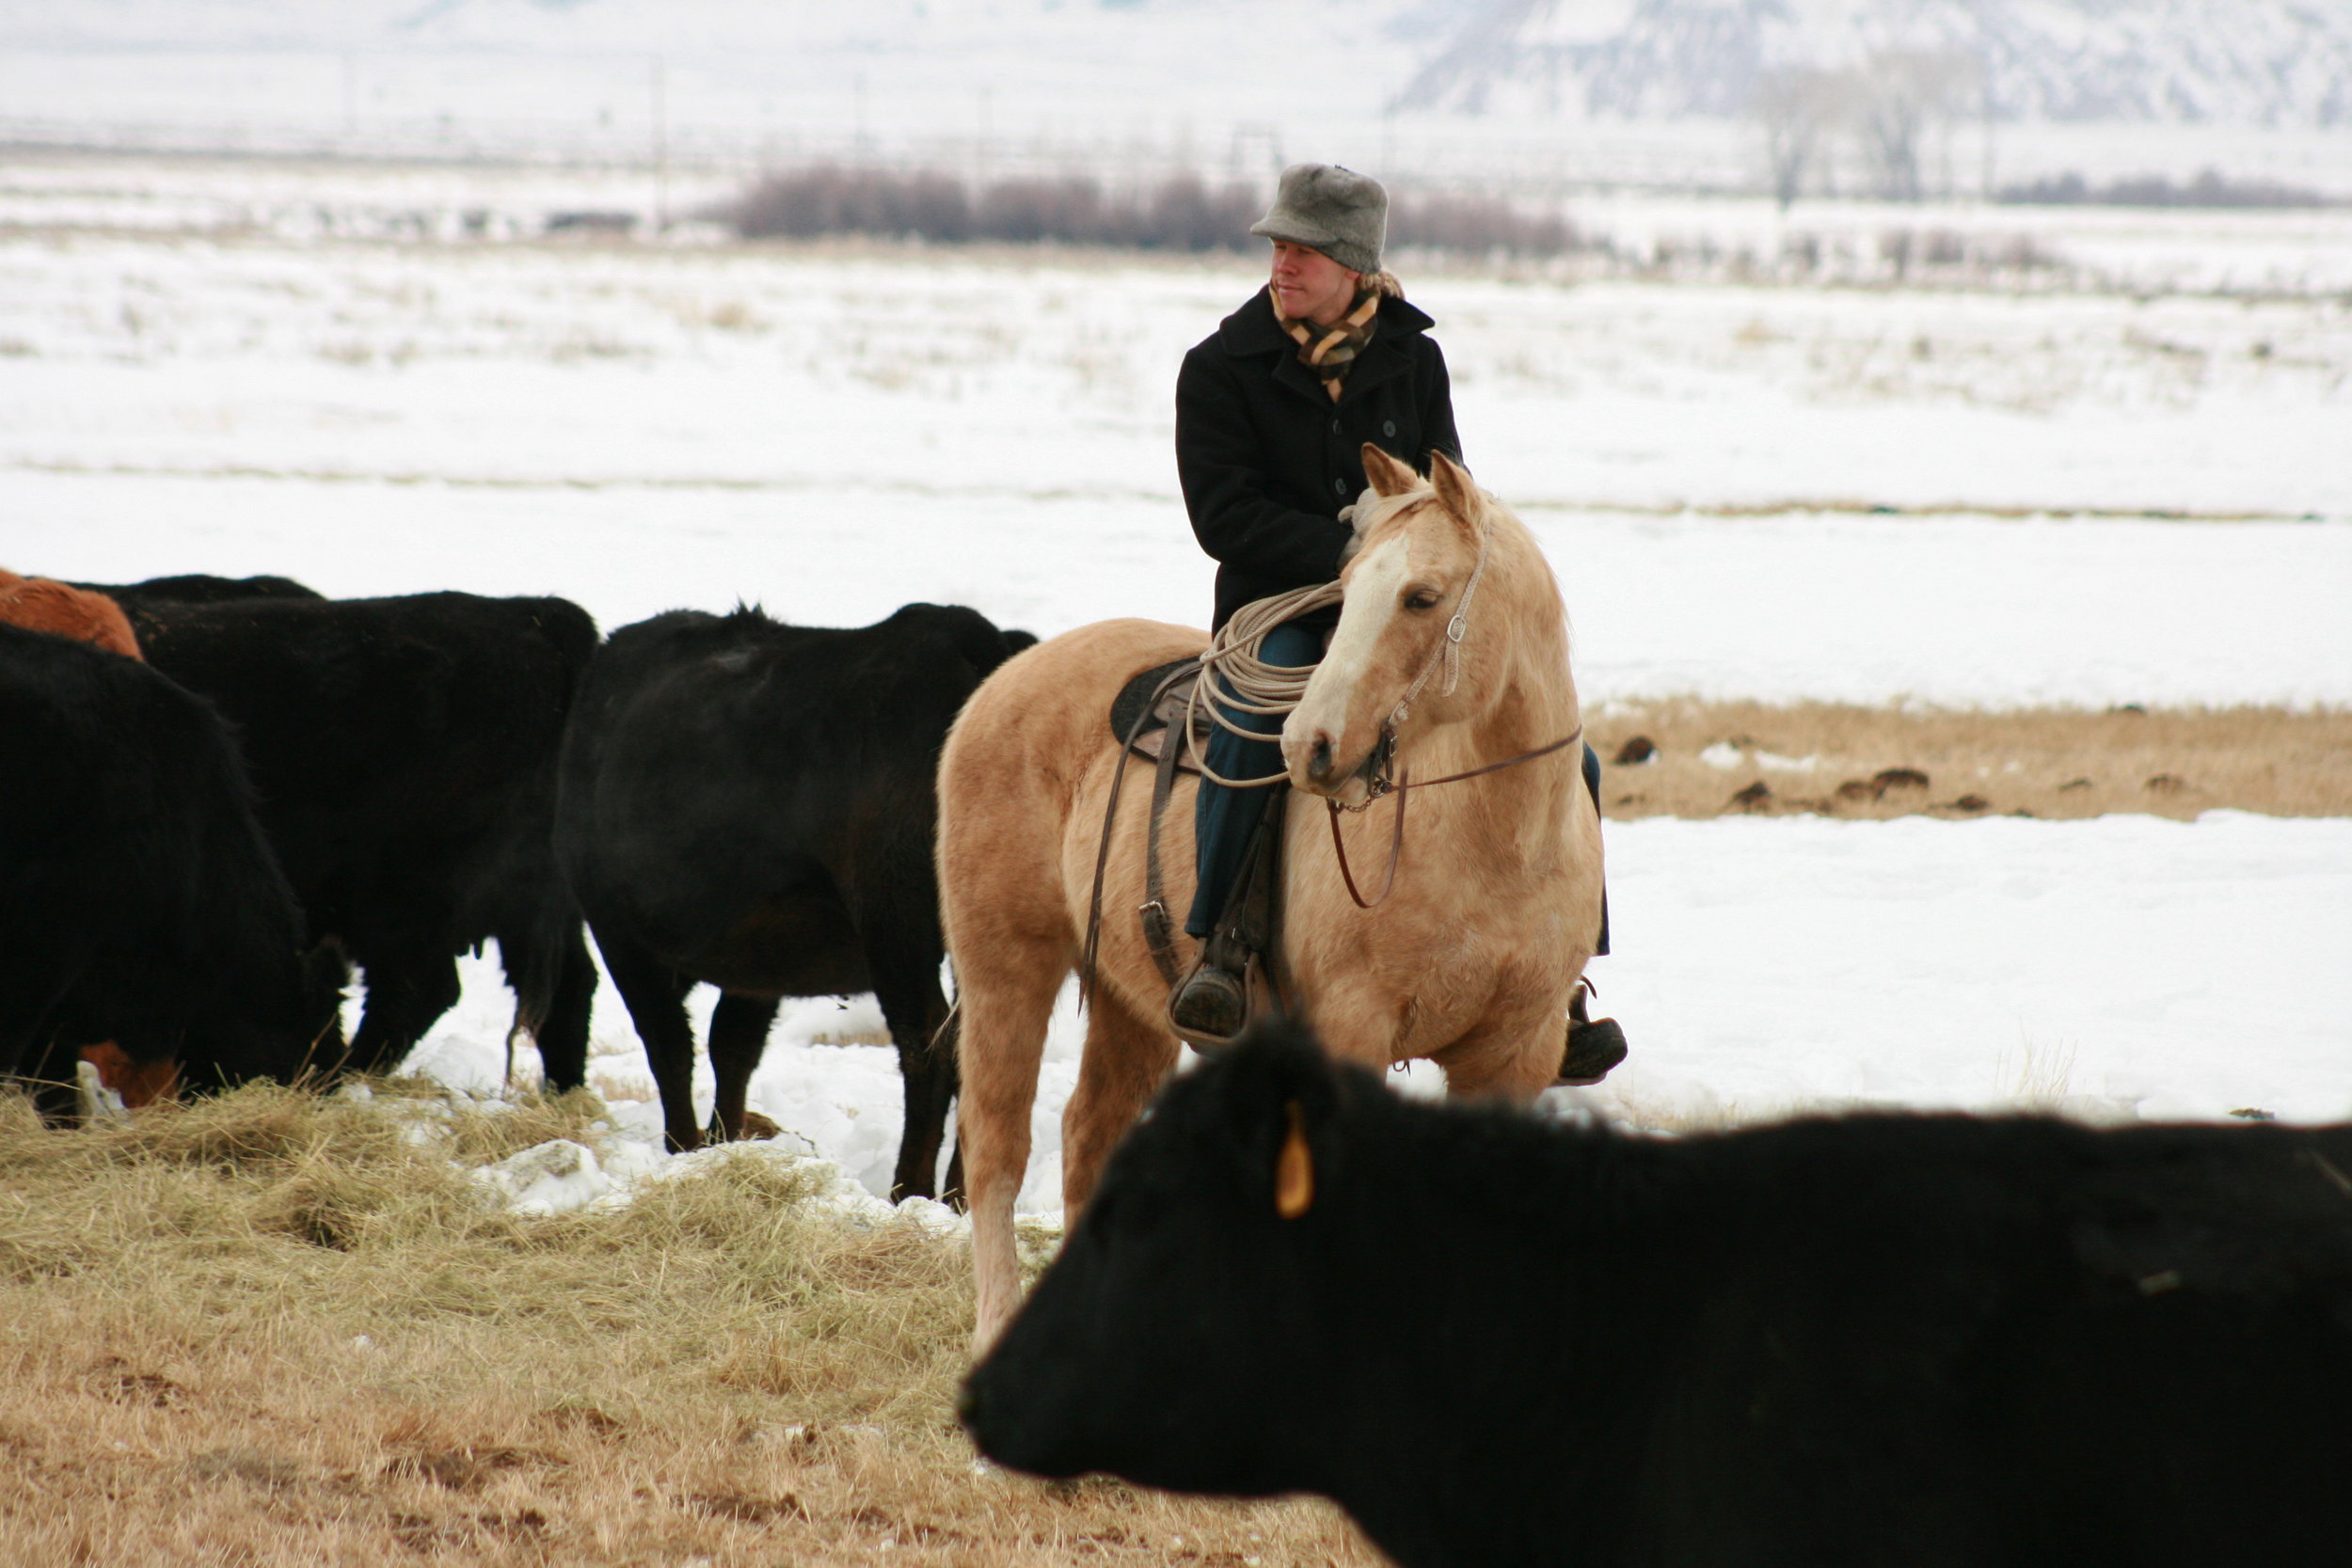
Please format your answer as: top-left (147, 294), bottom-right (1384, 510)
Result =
top-left (124, 591), bottom-right (600, 1089)
top-left (0, 624), bottom-right (342, 1112)
top-left (555, 603), bottom-right (1033, 1198)
top-left (80, 572), bottom-right (326, 610)
top-left (964, 1019), bottom-right (2352, 1568)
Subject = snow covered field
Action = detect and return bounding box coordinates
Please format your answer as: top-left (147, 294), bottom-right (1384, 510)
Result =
top-left (7, 214), bottom-right (2347, 705)
top-left (5, 166), bottom-right (2346, 1218)
top-left (410, 810), bottom-right (2352, 1218)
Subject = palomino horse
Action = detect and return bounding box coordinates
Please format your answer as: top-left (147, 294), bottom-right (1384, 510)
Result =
top-left (938, 447), bottom-right (1603, 1346)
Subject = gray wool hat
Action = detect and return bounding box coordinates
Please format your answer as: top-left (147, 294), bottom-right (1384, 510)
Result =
top-left (1249, 163), bottom-right (1388, 277)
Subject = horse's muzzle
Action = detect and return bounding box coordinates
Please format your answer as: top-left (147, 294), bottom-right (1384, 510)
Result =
top-left (1288, 727), bottom-right (1378, 807)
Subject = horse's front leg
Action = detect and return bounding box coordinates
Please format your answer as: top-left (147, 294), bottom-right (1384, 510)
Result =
top-left (1059, 984), bottom-right (1181, 1220)
top-left (1292, 967), bottom-right (1416, 1077)
top-left (1431, 996), bottom-right (1575, 1103)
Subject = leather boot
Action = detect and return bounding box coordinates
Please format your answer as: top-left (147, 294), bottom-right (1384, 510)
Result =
top-left (1169, 791), bottom-right (1285, 1050)
top-left (1558, 981), bottom-right (1628, 1085)
top-left (1168, 948), bottom-right (1250, 1046)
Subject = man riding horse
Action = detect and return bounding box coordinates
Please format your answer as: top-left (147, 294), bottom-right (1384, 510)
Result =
top-left (1170, 162), bottom-right (1628, 1077)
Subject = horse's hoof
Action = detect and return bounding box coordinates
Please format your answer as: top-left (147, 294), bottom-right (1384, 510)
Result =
top-left (1557, 1017), bottom-right (1628, 1086)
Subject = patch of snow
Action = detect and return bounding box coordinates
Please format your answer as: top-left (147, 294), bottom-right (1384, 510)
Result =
top-left (472, 1137), bottom-right (612, 1218)
top-left (1698, 741), bottom-right (1745, 769)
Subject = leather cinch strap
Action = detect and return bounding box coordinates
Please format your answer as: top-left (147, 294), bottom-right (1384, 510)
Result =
top-left (1082, 658), bottom-right (1200, 1000)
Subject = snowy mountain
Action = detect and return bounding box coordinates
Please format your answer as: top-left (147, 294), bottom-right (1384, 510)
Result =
top-left (8, 0), bottom-right (2345, 129)
top-left (1392, 0), bottom-right (2352, 126)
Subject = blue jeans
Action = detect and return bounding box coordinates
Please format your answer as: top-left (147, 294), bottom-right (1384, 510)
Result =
top-left (1185, 620), bottom-right (1611, 956)
top-left (1186, 620), bottom-right (1324, 940)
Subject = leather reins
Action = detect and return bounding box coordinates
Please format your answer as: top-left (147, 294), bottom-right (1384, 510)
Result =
top-left (1325, 722), bottom-right (1585, 909)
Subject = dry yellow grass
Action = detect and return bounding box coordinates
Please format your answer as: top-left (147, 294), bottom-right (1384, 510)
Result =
top-left (0, 1087), bottom-right (1381, 1567)
top-left (1584, 702), bottom-right (2352, 821)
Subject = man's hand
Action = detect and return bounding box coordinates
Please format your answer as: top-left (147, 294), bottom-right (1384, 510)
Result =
top-left (1334, 484), bottom-right (1382, 571)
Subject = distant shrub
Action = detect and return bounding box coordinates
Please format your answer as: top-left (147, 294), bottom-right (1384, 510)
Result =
top-left (726, 165), bottom-right (1578, 260)
top-left (1876, 225), bottom-right (2064, 281)
top-left (731, 165), bottom-right (1259, 251)
top-left (733, 165), bottom-right (972, 241)
top-left (1389, 191), bottom-right (1578, 258)
top-left (973, 176), bottom-right (1103, 244)
top-left (1999, 168), bottom-right (2331, 210)
top-left (1135, 173), bottom-right (1263, 251)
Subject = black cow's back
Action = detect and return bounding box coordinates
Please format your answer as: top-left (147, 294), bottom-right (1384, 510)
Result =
top-left (74, 572), bottom-right (326, 646)
top-left (558, 602), bottom-right (1012, 991)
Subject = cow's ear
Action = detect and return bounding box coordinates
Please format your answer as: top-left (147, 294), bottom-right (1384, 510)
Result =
top-left (1359, 444), bottom-right (1419, 499)
top-left (1428, 450), bottom-right (1478, 521)
top-left (1276, 1100), bottom-right (1314, 1219)
top-left (1218, 1015), bottom-right (1343, 1218)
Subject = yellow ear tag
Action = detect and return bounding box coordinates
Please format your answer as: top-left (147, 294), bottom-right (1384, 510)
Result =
top-left (1276, 1100), bottom-right (1314, 1220)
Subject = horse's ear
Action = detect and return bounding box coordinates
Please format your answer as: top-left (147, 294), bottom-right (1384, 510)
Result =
top-left (1359, 444), bottom-right (1419, 499)
top-left (1428, 450), bottom-right (1479, 521)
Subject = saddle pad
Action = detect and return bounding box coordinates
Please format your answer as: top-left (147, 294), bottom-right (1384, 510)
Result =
top-left (1109, 657), bottom-right (1208, 744)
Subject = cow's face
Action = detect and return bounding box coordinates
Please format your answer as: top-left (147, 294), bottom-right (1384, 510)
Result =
top-left (183, 940), bottom-right (349, 1091)
top-left (961, 1022), bottom-right (1355, 1496)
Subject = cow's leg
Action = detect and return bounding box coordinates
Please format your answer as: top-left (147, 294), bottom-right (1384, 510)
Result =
top-left (1060, 987), bottom-right (1179, 1219)
top-left (345, 943), bottom-right (463, 1077)
top-left (590, 925), bottom-right (702, 1153)
top-left (958, 946), bottom-right (1066, 1352)
top-left (868, 940), bottom-right (958, 1205)
top-left (705, 991), bottom-right (781, 1143)
top-left (529, 928), bottom-right (599, 1095)
top-left (18, 1037), bottom-right (71, 1125)
top-left (937, 1063), bottom-right (965, 1211)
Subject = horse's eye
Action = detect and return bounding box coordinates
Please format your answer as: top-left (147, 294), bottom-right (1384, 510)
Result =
top-left (1403, 588), bottom-right (1442, 612)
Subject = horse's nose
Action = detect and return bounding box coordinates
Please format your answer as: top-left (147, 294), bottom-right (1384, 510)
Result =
top-left (1308, 735), bottom-right (1335, 784)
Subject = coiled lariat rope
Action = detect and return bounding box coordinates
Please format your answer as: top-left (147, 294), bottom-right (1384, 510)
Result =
top-left (1177, 580), bottom-right (1343, 787)
top-left (1168, 515), bottom-right (1585, 911)
top-left (1180, 511), bottom-right (1495, 790)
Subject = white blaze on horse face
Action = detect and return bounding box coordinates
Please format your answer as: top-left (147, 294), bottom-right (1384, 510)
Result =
top-left (1284, 531), bottom-right (1411, 798)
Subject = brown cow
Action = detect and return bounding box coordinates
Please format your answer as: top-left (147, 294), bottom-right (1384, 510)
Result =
top-left (0, 568), bottom-right (140, 659)
top-left (78, 1041), bottom-right (183, 1109)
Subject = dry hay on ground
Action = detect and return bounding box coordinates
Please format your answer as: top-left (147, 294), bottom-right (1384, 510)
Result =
top-left (0, 1087), bottom-right (1378, 1567)
top-left (1586, 702), bottom-right (2351, 822)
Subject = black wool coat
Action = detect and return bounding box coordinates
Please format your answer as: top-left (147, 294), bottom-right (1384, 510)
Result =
top-left (1176, 288), bottom-right (1464, 630)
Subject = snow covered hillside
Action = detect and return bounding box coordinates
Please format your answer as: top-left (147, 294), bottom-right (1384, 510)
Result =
top-left (4, 1), bottom-right (2347, 195)
top-left (1400, 0), bottom-right (2352, 126)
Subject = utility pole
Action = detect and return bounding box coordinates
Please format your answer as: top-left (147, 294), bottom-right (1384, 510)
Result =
top-left (652, 55), bottom-right (669, 233)
top-left (1979, 68), bottom-right (1996, 199)
top-left (977, 86), bottom-right (993, 188)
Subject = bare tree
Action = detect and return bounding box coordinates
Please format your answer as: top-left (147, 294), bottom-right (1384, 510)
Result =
top-left (1753, 66), bottom-right (1851, 211)
top-left (1857, 49), bottom-right (1979, 202)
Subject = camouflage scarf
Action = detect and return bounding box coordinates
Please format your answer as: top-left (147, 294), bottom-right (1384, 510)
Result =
top-left (1272, 271), bottom-right (1404, 402)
